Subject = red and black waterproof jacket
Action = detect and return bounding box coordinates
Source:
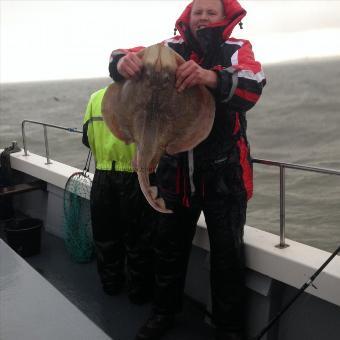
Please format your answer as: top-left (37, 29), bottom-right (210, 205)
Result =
top-left (108, 0), bottom-right (266, 200)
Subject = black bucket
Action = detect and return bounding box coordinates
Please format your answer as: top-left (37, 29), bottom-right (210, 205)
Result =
top-left (5, 218), bottom-right (43, 257)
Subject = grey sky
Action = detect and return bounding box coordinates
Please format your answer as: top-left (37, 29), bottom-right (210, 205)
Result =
top-left (243, 1), bottom-right (340, 33)
top-left (1, 0), bottom-right (340, 82)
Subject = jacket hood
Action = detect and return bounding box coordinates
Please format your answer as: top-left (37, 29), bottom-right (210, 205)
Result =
top-left (175, 0), bottom-right (246, 42)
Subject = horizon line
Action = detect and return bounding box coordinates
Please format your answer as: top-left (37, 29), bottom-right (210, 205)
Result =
top-left (1, 55), bottom-right (340, 85)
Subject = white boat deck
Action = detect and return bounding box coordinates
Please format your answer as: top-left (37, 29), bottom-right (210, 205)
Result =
top-left (0, 238), bottom-right (111, 340)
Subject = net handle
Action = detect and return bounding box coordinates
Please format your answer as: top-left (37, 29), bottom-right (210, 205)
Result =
top-left (83, 150), bottom-right (92, 174)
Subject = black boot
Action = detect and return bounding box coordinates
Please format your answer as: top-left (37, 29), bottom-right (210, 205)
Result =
top-left (135, 313), bottom-right (174, 340)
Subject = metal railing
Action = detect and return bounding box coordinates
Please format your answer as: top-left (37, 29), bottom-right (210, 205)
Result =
top-left (252, 158), bottom-right (340, 248)
top-left (21, 120), bottom-right (82, 165)
top-left (20, 120), bottom-right (340, 249)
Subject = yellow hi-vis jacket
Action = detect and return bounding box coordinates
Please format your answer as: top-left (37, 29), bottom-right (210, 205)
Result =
top-left (82, 87), bottom-right (136, 172)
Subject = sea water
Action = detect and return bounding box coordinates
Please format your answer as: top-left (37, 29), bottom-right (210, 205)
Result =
top-left (1, 58), bottom-right (340, 252)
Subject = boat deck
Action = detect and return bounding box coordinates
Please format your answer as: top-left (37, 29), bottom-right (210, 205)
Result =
top-left (4, 229), bottom-right (214, 340)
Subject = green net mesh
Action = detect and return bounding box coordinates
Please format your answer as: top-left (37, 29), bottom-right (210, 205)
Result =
top-left (63, 171), bottom-right (94, 263)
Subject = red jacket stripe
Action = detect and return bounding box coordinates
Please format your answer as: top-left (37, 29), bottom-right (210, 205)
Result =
top-left (233, 39), bottom-right (262, 74)
top-left (233, 112), bottom-right (240, 135)
top-left (234, 88), bottom-right (260, 103)
top-left (237, 137), bottom-right (253, 200)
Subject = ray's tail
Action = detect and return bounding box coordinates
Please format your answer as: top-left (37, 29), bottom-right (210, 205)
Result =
top-left (136, 118), bottom-right (172, 214)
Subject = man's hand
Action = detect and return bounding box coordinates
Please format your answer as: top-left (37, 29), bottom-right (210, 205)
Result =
top-left (117, 52), bottom-right (143, 79)
top-left (175, 60), bottom-right (218, 92)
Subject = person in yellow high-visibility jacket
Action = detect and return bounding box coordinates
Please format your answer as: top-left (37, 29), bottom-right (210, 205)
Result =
top-left (82, 87), bottom-right (155, 304)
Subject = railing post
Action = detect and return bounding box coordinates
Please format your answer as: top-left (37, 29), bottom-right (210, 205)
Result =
top-left (252, 158), bottom-right (340, 250)
top-left (43, 125), bottom-right (52, 165)
top-left (21, 120), bottom-right (28, 156)
top-left (276, 164), bottom-right (289, 248)
top-left (21, 120), bottom-right (82, 162)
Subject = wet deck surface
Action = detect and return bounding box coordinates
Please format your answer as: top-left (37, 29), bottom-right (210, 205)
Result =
top-left (4, 230), bottom-right (214, 340)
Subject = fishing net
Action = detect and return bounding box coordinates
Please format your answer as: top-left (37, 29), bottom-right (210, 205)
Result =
top-left (63, 151), bottom-right (94, 263)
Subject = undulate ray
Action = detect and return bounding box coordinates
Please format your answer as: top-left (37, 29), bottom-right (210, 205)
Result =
top-left (102, 43), bottom-right (215, 213)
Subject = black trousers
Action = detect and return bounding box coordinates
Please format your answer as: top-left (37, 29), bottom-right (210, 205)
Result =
top-left (154, 156), bottom-right (247, 332)
top-left (90, 169), bottom-right (155, 294)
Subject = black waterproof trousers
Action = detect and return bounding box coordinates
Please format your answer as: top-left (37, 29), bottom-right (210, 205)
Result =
top-left (154, 154), bottom-right (247, 332)
top-left (90, 168), bottom-right (155, 295)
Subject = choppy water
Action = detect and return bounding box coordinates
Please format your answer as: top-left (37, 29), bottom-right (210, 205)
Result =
top-left (1, 58), bottom-right (340, 252)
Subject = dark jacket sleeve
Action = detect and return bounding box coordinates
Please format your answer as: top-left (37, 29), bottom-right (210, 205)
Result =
top-left (212, 39), bottom-right (266, 112)
top-left (108, 46), bottom-right (145, 81)
top-left (109, 53), bottom-right (125, 81)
